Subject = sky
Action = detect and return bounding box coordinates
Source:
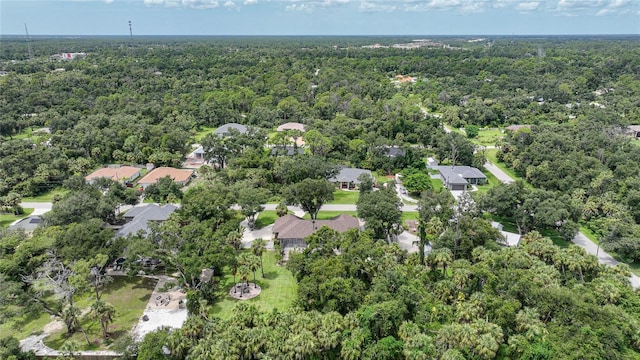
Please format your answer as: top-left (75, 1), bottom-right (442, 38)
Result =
top-left (1, 0), bottom-right (639, 36)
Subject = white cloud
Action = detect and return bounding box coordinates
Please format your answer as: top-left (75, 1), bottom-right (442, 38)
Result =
top-left (243, 0), bottom-right (257, 4)
top-left (517, 1), bottom-right (540, 11)
top-left (358, 0), bottom-right (397, 12)
top-left (182, 0), bottom-right (219, 8)
top-left (104, 0), bottom-right (115, 3)
top-left (224, 0), bottom-right (235, 6)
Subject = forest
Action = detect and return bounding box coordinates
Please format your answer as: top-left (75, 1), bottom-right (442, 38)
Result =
top-left (1, 35), bottom-right (640, 359)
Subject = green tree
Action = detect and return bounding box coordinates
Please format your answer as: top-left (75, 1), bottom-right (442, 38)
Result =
top-left (251, 238), bottom-right (267, 277)
top-left (403, 172), bottom-right (433, 196)
top-left (284, 178), bottom-right (334, 220)
top-left (144, 176), bottom-right (183, 204)
top-left (357, 187), bottom-right (402, 243)
top-left (89, 300), bottom-right (116, 339)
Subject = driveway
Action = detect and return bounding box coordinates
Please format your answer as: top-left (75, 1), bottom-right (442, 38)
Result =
top-left (20, 202), bottom-right (53, 215)
top-left (483, 162), bottom-right (514, 184)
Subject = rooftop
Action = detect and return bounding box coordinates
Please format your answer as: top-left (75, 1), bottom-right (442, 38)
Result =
top-left (138, 167), bottom-right (194, 185)
top-left (330, 167), bottom-right (372, 184)
top-left (214, 123), bottom-right (248, 136)
top-left (117, 204), bottom-right (178, 237)
top-left (277, 122), bottom-right (306, 132)
top-left (273, 214), bottom-right (359, 240)
top-left (85, 166), bottom-right (141, 182)
top-left (437, 166), bottom-right (486, 185)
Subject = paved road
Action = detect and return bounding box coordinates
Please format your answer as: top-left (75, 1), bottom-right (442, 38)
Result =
top-left (20, 202), bottom-right (53, 215)
top-left (483, 162), bottom-right (514, 184)
top-left (263, 203), bottom-right (418, 212)
top-left (483, 160), bottom-right (640, 288)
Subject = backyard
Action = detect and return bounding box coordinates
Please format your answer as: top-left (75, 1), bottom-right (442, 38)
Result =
top-left (328, 190), bottom-right (360, 204)
top-left (43, 276), bottom-right (157, 350)
top-left (211, 251), bottom-right (297, 319)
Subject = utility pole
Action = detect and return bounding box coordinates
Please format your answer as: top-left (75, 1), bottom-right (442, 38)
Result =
top-left (24, 24), bottom-right (33, 59)
top-left (128, 20), bottom-right (133, 49)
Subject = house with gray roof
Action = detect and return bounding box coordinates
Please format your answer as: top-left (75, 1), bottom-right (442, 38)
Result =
top-left (273, 214), bottom-right (360, 249)
top-left (214, 123), bottom-right (248, 137)
top-left (330, 167), bottom-right (373, 189)
top-left (116, 204), bottom-right (178, 238)
top-left (383, 146), bottom-right (406, 158)
top-left (436, 166), bottom-right (486, 191)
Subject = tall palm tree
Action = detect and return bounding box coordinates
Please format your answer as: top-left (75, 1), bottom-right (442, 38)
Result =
top-left (428, 248), bottom-right (453, 276)
top-left (247, 255), bottom-right (261, 287)
top-left (238, 265), bottom-right (251, 297)
top-left (89, 300), bottom-right (116, 339)
top-left (251, 238), bottom-right (267, 278)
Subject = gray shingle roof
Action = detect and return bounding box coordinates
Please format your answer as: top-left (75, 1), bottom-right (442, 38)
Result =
top-left (214, 123), bottom-right (248, 136)
top-left (330, 167), bottom-right (372, 184)
top-left (437, 166), bottom-right (486, 185)
top-left (118, 204), bottom-right (177, 237)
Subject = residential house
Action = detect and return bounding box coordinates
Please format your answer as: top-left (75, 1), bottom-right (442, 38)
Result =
top-left (214, 123), bottom-right (248, 137)
top-left (85, 166), bottom-right (141, 185)
top-left (627, 125), bottom-right (640, 139)
top-left (426, 157), bottom-right (439, 169)
top-left (504, 124), bottom-right (531, 132)
top-left (272, 214), bottom-right (360, 249)
top-left (270, 145), bottom-right (305, 156)
top-left (437, 166), bottom-right (487, 191)
top-left (116, 204), bottom-right (178, 238)
top-left (137, 167), bottom-right (194, 189)
top-left (330, 167), bottom-right (373, 189)
top-left (383, 146), bottom-right (406, 158)
top-left (277, 122), bottom-right (306, 132)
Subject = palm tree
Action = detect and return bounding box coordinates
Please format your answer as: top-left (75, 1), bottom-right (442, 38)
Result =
top-left (251, 238), bottom-right (267, 277)
top-left (276, 201), bottom-right (289, 217)
top-left (247, 255), bottom-right (261, 287)
top-left (226, 229), bottom-right (244, 251)
top-left (90, 300), bottom-right (116, 339)
top-left (238, 265), bottom-right (251, 297)
top-left (428, 248), bottom-right (453, 276)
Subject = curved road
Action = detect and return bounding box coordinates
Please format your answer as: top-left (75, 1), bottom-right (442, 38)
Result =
top-left (481, 159), bottom-right (640, 289)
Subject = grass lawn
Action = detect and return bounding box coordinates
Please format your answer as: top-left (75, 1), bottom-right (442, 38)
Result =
top-left (372, 171), bottom-right (394, 186)
top-left (474, 170), bottom-right (500, 195)
top-left (193, 126), bottom-right (217, 142)
top-left (302, 211), bottom-right (358, 220)
top-left (22, 187), bottom-right (69, 202)
top-left (473, 128), bottom-right (503, 146)
top-left (579, 226), bottom-right (640, 276)
top-left (0, 208), bottom-right (34, 228)
top-left (328, 190), bottom-right (360, 205)
top-left (44, 276), bottom-right (157, 350)
top-left (211, 251), bottom-right (297, 319)
top-left (255, 210), bottom-right (295, 229)
top-left (0, 308), bottom-right (53, 340)
top-left (430, 177), bottom-right (444, 190)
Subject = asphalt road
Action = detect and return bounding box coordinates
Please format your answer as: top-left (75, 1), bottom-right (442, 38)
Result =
top-left (482, 159), bottom-right (640, 288)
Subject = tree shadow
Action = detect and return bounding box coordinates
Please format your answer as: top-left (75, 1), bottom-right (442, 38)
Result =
top-left (262, 271), bottom-right (280, 280)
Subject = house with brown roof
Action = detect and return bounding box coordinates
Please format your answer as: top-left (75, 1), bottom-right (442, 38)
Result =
top-left (272, 214), bottom-right (360, 249)
top-left (85, 166), bottom-right (141, 185)
top-left (137, 167), bottom-right (194, 189)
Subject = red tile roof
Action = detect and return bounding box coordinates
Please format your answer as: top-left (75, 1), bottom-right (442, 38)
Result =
top-left (138, 167), bottom-right (194, 185)
top-left (85, 166), bottom-right (140, 182)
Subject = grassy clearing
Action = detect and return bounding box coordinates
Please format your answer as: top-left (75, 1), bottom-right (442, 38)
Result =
top-left (211, 251), bottom-right (297, 319)
top-left (255, 210), bottom-right (293, 228)
top-left (329, 190), bottom-right (360, 205)
top-left (22, 187), bottom-right (69, 202)
top-left (473, 128), bottom-right (503, 146)
top-left (0, 208), bottom-right (35, 228)
top-left (488, 215), bottom-right (571, 248)
top-left (0, 308), bottom-right (53, 340)
top-left (193, 126), bottom-right (217, 142)
top-left (44, 276), bottom-right (156, 350)
top-left (474, 170), bottom-right (500, 195)
top-left (373, 171), bottom-right (394, 186)
top-left (302, 211), bottom-right (358, 220)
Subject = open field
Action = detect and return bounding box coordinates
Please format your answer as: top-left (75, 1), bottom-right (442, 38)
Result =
top-left (22, 187), bottom-right (69, 202)
top-left (474, 128), bottom-right (503, 146)
top-left (211, 251), bottom-right (297, 319)
top-left (193, 126), bottom-right (217, 142)
top-left (43, 276), bottom-right (156, 350)
top-left (0, 208), bottom-right (34, 228)
top-left (328, 190), bottom-right (360, 204)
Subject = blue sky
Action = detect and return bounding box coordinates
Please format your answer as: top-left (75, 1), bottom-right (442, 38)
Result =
top-left (1, 0), bottom-right (639, 36)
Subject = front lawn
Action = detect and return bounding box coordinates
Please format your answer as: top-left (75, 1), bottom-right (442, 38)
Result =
top-left (328, 190), bottom-right (360, 204)
top-left (473, 128), bottom-right (503, 146)
top-left (302, 211), bottom-right (358, 220)
top-left (22, 187), bottom-right (69, 202)
top-left (43, 276), bottom-right (156, 350)
top-left (211, 251), bottom-right (297, 319)
top-left (0, 208), bottom-right (34, 228)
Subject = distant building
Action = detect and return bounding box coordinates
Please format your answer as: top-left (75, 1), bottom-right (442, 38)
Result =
top-left (137, 167), bottom-right (194, 189)
top-left (436, 166), bottom-right (486, 191)
top-left (273, 214), bottom-right (360, 249)
top-left (116, 204), bottom-right (178, 238)
top-left (85, 166), bottom-right (141, 185)
top-left (270, 145), bottom-right (305, 156)
top-left (504, 125), bottom-right (531, 132)
top-left (383, 146), bottom-right (406, 158)
top-left (51, 52), bottom-right (87, 60)
top-left (277, 122), bottom-right (306, 132)
top-left (330, 167), bottom-right (373, 190)
top-left (627, 125), bottom-right (640, 139)
top-left (214, 123), bottom-right (248, 137)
